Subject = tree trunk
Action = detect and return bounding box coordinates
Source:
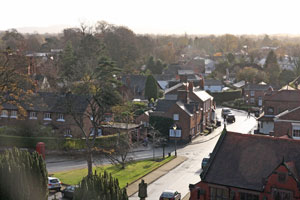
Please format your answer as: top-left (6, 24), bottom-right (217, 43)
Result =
top-left (87, 146), bottom-right (93, 177)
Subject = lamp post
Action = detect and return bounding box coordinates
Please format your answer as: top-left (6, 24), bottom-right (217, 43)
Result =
top-left (173, 124), bottom-right (177, 157)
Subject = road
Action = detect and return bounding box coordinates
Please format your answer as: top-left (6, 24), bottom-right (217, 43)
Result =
top-left (48, 108), bottom-right (257, 200)
top-left (129, 108), bottom-right (257, 200)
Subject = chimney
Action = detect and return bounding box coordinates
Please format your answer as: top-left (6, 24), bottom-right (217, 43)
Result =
top-left (177, 90), bottom-right (189, 104)
top-left (199, 75), bottom-right (205, 90)
top-left (180, 74), bottom-right (188, 83)
top-left (188, 81), bottom-right (194, 92)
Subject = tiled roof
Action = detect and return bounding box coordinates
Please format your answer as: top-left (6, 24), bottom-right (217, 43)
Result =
top-left (164, 83), bottom-right (184, 95)
top-left (176, 101), bottom-right (192, 116)
top-left (201, 131), bottom-right (300, 191)
top-left (2, 92), bottom-right (89, 113)
top-left (155, 99), bottom-right (177, 112)
top-left (264, 90), bottom-right (300, 102)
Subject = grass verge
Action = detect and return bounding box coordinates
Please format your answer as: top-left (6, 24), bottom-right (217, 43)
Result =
top-left (53, 156), bottom-right (174, 188)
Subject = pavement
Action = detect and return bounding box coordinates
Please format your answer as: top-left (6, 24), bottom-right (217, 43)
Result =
top-left (126, 156), bottom-right (187, 197)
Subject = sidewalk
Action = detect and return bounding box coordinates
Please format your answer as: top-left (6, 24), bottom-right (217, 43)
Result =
top-left (126, 156), bottom-right (187, 197)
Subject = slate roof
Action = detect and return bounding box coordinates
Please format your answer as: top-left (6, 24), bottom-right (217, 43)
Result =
top-left (121, 75), bottom-right (147, 93)
top-left (155, 99), bottom-right (177, 112)
top-left (204, 79), bottom-right (223, 86)
top-left (201, 131), bottom-right (300, 191)
top-left (264, 90), bottom-right (300, 102)
top-left (2, 92), bottom-right (89, 114)
top-left (164, 83), bottom-right (184, 95)
top-left (244, 83), bottom-right (271, 91)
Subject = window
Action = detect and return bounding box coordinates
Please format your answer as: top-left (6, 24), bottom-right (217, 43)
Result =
top-left (267, 107), bottom-right (274, 115)
top-left (250, 98), bottom-right (255, 103)
top-left (57, 113), bottom-right (64, 122)
top-left (293, 129), bottom-right (300, 138)
top-left (272, 189), bottom-right (291, 200)
top-left (210, 187), bottom-right (229, 200)
top-left (10, 110), bottom-right (17, 118)
top-left (250, 91), bottom-right (255, 96)
top-left (278, 172), bottom-right (286, 182)
top-left (1, 110), bottom-right (8, 118)
top-left (173, 114), bottom-right (179, 121)
top-left (66, 129), bottom-right (71, 134)
top-left (44, 113), bottom-right (52, 120)
top-left (29, 112), bottom-right (37, 119)
top-left (240, 192), bottom-right (259, 200)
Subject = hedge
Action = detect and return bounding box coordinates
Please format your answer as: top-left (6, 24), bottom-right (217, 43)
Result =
top-left (211, 90), bottom-right (242, 104)
top-left (0, 134), bottom-right (124, 151)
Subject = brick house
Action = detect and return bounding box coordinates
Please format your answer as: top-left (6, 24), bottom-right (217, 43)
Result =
top-left (0, 92), bottom-right (92, 137)
top-left (273, 106), bottom-right (300, 139)
top-left (243, 83), bottom-right (272, 107)
top-left (189, 131), bottom-right (300, 200)
top-left (258, 89), bottom-right (300, 135)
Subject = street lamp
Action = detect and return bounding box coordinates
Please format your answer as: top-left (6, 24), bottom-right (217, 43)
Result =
top-left (173, 124), bottom-right (177, 157)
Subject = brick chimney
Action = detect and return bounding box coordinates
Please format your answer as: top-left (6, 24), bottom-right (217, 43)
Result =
top-left (188, 81), bottom-right (194, 92)
top-left (177, 90), bottom-right (189, 104)
top-left (180, 74), bottom-right (188, 83)
top-left (199, 75), bottom-right (205, 90)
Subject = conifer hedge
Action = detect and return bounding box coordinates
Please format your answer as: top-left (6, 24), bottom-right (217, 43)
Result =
top-left (0, 148), bottom-right (48, 200)
top-left (73, 171), bottom-right (128, 200)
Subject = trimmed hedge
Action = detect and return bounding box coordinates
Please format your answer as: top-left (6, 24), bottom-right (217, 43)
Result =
top-left (211, 90), bottom-right (242, 104)
top-left (0, 134), bottom-right (123, 151)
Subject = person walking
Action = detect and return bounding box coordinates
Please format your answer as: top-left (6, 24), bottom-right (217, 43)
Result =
top-left (247, 109), bottom-right (251, 118)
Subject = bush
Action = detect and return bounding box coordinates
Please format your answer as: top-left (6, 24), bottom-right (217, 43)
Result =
top-left (0, 148), bottom-right (48, 200)
top-left (211, 90), bottom-right (242, 104)
top-left (149, 116), bottom-right (174, 138)
top-left (0, 122), bottom-right (53, 137)
top-left (73, 171), bottom-right (128, 200)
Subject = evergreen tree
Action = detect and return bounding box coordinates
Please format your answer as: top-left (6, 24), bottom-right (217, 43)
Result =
top-left (73, 171), bottom-right (128, 200)
top-left (0, 148), bottom-right (48, 200)
top-left (144, 74), bottom-right (158, 101)
top-left (59, 41), bottom-right (77, 81)
top-left (264, 50), bottom-right (281, 85)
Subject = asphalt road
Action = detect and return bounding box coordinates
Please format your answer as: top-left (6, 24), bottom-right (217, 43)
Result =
top-left (48, 108), bottom-right (257, 200)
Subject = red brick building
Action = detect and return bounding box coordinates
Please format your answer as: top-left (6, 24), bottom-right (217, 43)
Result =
top-left (0, 92), bottom-right (93, 137)
top-left (258, 89), bottom-right (300, 135)
top-left (243, 83), bottom-right (272, 107)
top-left (189, 131), bottom-right (300, 200)
top-left (273, 106), bottom-right (300, 139)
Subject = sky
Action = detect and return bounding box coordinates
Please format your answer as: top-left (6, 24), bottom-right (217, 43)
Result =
top-left (2, 0), bottom-right (300, 35)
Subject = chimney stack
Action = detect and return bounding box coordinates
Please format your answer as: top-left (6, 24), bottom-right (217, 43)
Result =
top-left (180, 74), bottom-right (188, 83)
top-left (177, 90), bottom-right (189, 104)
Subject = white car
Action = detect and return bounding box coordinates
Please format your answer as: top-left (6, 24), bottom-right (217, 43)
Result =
top-left (48, 177), bottom-right (62, 191)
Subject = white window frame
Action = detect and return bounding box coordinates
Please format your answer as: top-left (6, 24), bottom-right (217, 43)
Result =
top-left (173, 114), bottom-right (179, 121)
top-left (250, 98), bottom-right (255, 103)
top-left (1, 110), bottom-right (8, 118)
top-left (57, 113), bottom-right (65, 122)
top-left (44, 113), bottom-right (52, 121)
top-left (292, 123), bottom-right (300, 139)
top-left (250, 90), bottom-right (255, 96)
top-left (29, 112), bottom-right (37, 120)
top-left (10, 110), bottom-right (17, 118)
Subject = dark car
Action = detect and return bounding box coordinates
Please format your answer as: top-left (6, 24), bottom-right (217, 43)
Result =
top-left (226, 113), bottom-right (235, 123)
top-left (159, 190), bottom-right (181, 200)
top-left (62, 186), bottom-right (77, 199)
top-left (201, 157), bottom-right (209, 169)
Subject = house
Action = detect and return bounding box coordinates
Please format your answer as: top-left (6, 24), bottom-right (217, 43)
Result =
top-left (203, 79), bottom-right (223, 93)
top-left (151, 90), bottom-right (203, 142)
top-left (204, 59), bottom-right (215, 75)
top-left (243, 82), bottom-right (272, 107)
top-left (233, 80), bottom-right (245, 89)
top-left (184, 57), bottom-right (205, 74)
top-left (273, 106), bottom-right (300, 139)
top-left (0, 92), bottom-right (92, 137)
top-left (121, 75), bottom-right (148, 100)
top-left (153, 74), bottom-right (176, 90)
top-left (258, 89), bottom-right (300, 135)
top-left (189, 130), bottom-right (300, 200)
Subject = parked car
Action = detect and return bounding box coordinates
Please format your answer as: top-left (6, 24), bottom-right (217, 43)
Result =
top-left (221, 108), bottom-right (231, 118)
top-left (226, 113), bottom-right (236, 123)
top-left (48, 177), bottom-right (62, 191)
top-left (62, 185), bottom-right (77, 199)
top-left (201, 157), bottom-right (209, 169)
top-left (159, 190), bottom-right (181, 200)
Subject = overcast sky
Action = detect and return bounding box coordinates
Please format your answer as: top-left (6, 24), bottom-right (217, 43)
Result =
top-left (2, 0), bottom-right (300, 35)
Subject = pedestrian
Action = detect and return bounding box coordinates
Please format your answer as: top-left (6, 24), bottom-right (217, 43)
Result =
top-left (247, 110), bottom-right (251, 118)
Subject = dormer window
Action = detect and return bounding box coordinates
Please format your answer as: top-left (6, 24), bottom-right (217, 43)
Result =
top-left (1, 110), bottom-right (8, 118)
top-left (57, 114), bottom-right (65, 122)
top-left (10, 110), bottom-right (17, 118)
top-left (173, 114), bottom-right (179, 121)
top-left (29, 112), bottom-right (37, 119)
top-left (44, 113), bottom-right (52, 121)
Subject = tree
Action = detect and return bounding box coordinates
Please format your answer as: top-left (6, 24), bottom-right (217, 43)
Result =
top-left (73, 171), bottom-right (128, 200)
top-left (65, 56), bottom-right (122, 177)
top-left (0, 148), bottom-right (48, 200)
top-left (237, 67), bottom-right (267, 83)
top-left (279, 69), bottom-right (296, 86)
top-left (58, 42), bottom-right (77, 81)
top-left (264, 50), bottom-right (281, 85)
top-left (144, 74), bottom-right (158, 101)
top-left (0, 50), bottom-right (35, 117)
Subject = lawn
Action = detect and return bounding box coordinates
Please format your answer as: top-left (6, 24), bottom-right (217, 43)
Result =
top-left (53, 156), bottom-right (174, 188)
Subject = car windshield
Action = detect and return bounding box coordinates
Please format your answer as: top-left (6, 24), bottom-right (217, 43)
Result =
top-left (50, 179), bottom-right (59, 183)
top-left (161, 192), bottom-right (175, 198)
